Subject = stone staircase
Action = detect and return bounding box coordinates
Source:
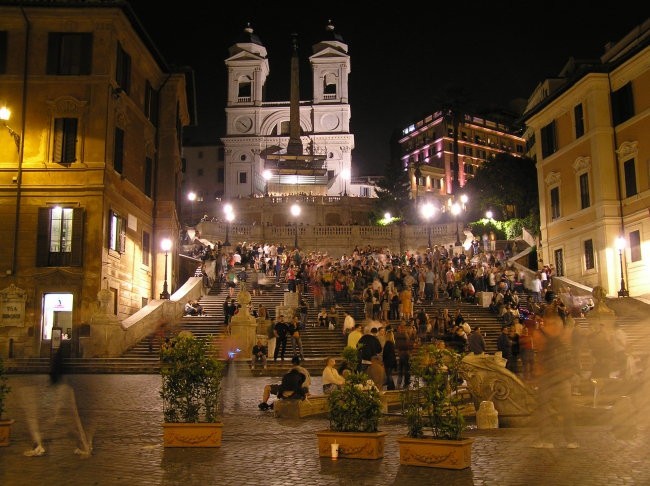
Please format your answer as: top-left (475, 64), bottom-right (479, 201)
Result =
top-left (7, 266), bottom-right (647, 377)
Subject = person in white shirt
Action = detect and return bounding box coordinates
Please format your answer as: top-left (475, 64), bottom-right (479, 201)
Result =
top-left (322, 357), bottom-right (346, 394)
top-left (342, 311), bottom-right (355, 335)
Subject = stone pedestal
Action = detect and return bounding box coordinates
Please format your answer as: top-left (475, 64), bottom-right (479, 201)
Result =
top-left (88, 289), bottom-right (121, 357)
top-left (476, 400), bottom-right (499, 429)
top-left (478, 292), bottom-right (492, 308)
top-left (230, 284), bottom-right (257, 359)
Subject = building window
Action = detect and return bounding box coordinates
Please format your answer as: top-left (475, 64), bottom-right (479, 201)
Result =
top-left (115, 42), bottom-right (131, 95)
top-left (114, 127), bottom-right (124, 174)
top-left (144, 157), bottom-right (153, 197)
top-left (238, 172), bottom-right (247, 184)
top-left (623, 159), bottom-right (637, 198)
top-left (579, 172), bottom-right (590, 209)
top-left (550, 186), bottom-right (560, 220)
top-left (540, 120), bottom-right (557, 158)
top-left (0, 31), bottom-right (7, 74)
top-left (323, 73), bottom-right (337, 95)
top-left (142, 231), bottom-right (151, 266)
top-left (52, 118), bottom-right (78, 164)
top-left (217, 167), bottom-right (224, 183)
top-left (611, 82), bottom-right (634, 126)
top-left (108, 210), bottom-right (126, 253)
top-left (47, 33), bottom-right (92, 75)
top-left (574, 103), bottom-right (584, 138)
top-left (144, 80), bottom-right (159, 126)
top-left (36, 207), bottom-right (84, 267)
top-left (584, 239), bottom-right (594, 270)
top-left (554, 249), bottom-right (564, 277)
top-left (629, 230), bottom-right (641, 262)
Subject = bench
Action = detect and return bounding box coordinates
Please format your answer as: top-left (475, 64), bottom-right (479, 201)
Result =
top-left (273, 390), bottom-right (407, 418)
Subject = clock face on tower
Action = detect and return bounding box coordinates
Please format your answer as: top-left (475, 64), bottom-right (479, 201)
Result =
top-left (235, 116), bottom-right (253, 133)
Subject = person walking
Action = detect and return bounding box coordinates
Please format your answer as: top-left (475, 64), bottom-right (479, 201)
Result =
top-left (288, 315), bottom-right (305, 360)
top-left (383, 329), bottom-right (397, 390)
top-left (273, 315), bottom-right (290, 362)
top-left (497, 325), bottom-right (514, 373)
top-left (531, 305), bottom-right (579, 449)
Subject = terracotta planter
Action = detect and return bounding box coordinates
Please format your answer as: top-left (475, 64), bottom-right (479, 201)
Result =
top-left (397, 436), bottom-right (474, 469)
top-left (0, 419), bottom-right (14, 447)
top-left (316, 430), bottom-right (387, 459)
top-left (162, 422), bottom-right (223, 448)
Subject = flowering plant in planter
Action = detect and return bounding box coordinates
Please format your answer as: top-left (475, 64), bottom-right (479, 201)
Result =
top-left (328, 372), bottom-right (382, 433)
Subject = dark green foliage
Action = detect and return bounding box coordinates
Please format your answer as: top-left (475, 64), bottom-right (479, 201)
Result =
top-left (160, 333), bottom-right (225, 423)
top-left (328, 372), bottom-right (383, 433)
top-left (463, 153), bottom-right (539, 223)
top-left (402, 345), bottom-right (467, 440)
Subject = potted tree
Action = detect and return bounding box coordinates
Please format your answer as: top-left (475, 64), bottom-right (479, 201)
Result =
top-left (0, 356), bottom-right (13, 446)
top-left (160, 332), bottom-right (226, 447)
top-left (397, 344), bottom-right (474, 469)
top-left (316, 371), bottom-right (387, 459)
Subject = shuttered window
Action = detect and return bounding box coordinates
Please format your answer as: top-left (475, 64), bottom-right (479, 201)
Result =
top-left (53, 117), bottom-right (77, 164)
top-left (36, 207), bottom-right (84, 267)
top-left (46, 33), bottom-right (92, 75)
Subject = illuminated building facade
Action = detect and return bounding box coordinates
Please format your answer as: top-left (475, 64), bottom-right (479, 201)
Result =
top-left (523, 19), bottom-right (649, 297)
top-left (0, 1), bottom-right (190, 357)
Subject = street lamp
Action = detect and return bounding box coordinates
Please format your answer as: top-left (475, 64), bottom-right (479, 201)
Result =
top-left (451, 194), bottom-right (468, 247)
top-left (341, 168), bottom-right (351, 197)
top-left (0, 106), bottom-right (21, 152)
top-left (615, 236), bottom-right (629, 297)
top-left (486, 210), bottom-right (493, 220)
top-left (159, 238), bottom-right (172, 299)
top-left (263, 169), bottom-right (273, 197)
top-left (223, 205), bottom-right (234, 248)
top-left (421, 202), bottom-right (436, 250)
top-left (187, 191), bottom-right (196, 225)
top-left (291, 203), bottom-right (301, 249)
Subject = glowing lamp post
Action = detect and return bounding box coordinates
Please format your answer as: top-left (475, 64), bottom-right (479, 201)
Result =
top-left (291, 203), bottom-right (301, 249)
top-left (341, 168), bottom-right (351, 197)
top-left (0, 106), bottom-right (21, 152)
top-left (421, 202), bottom-right (436, 250)
top-left (615, 236), bottom-right (629, 297)
top-left (187, 191), bottom-right (197, 225)
top-left (159, 238), bottom-right (172, 299)
top-left (486, 210), bottom-right (493, 220)
top-left (223, 205), bottom-right (234, 248)
top-left (263, 169), bottom-right (273, 197)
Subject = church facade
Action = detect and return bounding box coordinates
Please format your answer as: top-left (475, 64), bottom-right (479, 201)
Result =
top-left (221, 22), bottom-right (354, 199)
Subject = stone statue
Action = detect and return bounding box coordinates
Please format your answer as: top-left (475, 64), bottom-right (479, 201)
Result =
top-left (462, 353), bottom-right (537, 427)
top-left (590, 285), bottom-right (615, 315)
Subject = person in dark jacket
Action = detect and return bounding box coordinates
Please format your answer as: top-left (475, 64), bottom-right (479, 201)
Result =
top-left (468, 326), bottom-right (487, 354)
top-left (357, 326), bottom-right (383, 372)
top-left (497, 325), bottom-right (514, 372)
top-left (382, 329), bottom-right (397, 390)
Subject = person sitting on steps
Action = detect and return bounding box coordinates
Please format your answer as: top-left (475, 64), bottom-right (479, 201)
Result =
top-left (259, 356), bottom-right (311, 410)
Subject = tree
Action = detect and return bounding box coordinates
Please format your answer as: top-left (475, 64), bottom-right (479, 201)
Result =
top-left (374, 130), bottom-right (412, 222)
top-left (462, 153), bottom-right (539, 221)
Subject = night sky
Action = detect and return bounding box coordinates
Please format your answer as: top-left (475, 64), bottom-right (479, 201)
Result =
top-left (130, 1), bottom-right (647, 175)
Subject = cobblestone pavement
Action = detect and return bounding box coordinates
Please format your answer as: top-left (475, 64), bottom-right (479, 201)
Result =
top-left (1, 369), bottom-right (649, 486)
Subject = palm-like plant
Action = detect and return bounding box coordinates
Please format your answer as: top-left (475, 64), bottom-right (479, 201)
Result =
top-left (402, 344), bottom-right (467, 440)
top-left (328, 372), bottom-right (382, 433)
top-left (160, 333), bottom-right (225, 423)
